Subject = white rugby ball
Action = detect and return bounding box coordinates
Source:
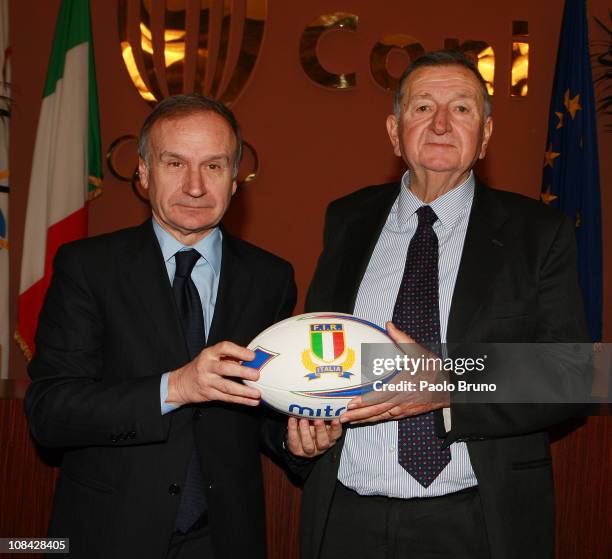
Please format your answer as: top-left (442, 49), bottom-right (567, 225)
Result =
top-left (243, 312), bottom-right (398, 418)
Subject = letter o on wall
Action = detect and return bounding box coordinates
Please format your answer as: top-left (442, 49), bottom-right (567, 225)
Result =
top-left (370, 35), bottom-right (425, 91)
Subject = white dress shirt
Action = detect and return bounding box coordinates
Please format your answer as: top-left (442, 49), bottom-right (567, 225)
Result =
top-left (337, 171), bottom-right (479, 498)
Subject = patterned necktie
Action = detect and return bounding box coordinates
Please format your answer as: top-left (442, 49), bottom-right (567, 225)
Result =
top-left (393, 205), bottom-right (451, 488)
top-left (173, 249), bottom-right (207, 533)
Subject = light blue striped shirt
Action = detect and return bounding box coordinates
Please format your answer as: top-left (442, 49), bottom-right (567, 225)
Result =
top-left (337, 171), bottom-right (478, 498)
top-left (153, 218), bottom-right (222, 414)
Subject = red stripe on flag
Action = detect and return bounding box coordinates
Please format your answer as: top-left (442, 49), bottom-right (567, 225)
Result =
top-left (332, 331), bottom-right (343, 359)
top-left (16, 206), bottom-right (88, 358)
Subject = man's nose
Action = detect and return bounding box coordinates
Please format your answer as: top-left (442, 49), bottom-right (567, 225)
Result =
top-left (182, 167), bottom-right (206, 196)
top-left (431, 107), bottom-right (451, 134)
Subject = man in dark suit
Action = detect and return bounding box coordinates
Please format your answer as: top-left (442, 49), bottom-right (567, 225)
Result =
top-left (25, 94), bottom-right (313, 558)
top-left (299, 50), bottom-right (589, 559)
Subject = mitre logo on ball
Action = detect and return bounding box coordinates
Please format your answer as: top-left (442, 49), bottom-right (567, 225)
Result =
top-left (244, 313), bottom-right (399, 418)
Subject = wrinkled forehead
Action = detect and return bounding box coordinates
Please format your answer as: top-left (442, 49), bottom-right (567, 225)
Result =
top-left (149, 111), bottom-right (236, 150)
top-left (403, 65), bottom-right (485, 105)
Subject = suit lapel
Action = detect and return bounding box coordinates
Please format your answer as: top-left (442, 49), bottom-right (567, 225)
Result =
top-left (121, 223), bottom-right (252, 356)
top-left (447, 182), bottom-right (509, 342)
top-left (122, 220), bottom-right (189, 363)
top-left (334, 184), bottom-right (400, 313)
top-left (207, 231), bottom-right (254, 345)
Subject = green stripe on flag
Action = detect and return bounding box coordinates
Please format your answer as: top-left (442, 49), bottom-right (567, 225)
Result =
top-left (87, 33), bottom-right (102, 196)
top-left (311, 332), bottom-right (323, 360)
top-left (43, 0), bottom-right (92, 97)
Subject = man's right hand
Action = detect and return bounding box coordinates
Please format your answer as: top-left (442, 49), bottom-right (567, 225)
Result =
top-left (166, 342), bottom-right (261, 406)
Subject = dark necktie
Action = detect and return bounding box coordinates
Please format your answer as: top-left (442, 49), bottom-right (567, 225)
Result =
top-left (172, 249), bottom-right (207, 533)
top-left (393, 205), bottom-right (451, 488)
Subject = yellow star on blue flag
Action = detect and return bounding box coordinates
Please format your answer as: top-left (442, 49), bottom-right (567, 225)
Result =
top-left (540, 0), bottom-right (602, 340)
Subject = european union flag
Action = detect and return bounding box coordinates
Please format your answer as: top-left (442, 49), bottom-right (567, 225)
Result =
top-left (540, 0), bottom-right (602, 341)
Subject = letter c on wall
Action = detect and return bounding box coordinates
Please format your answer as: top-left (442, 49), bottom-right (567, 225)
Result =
top-left (299, 12), bottom-right (358, 89)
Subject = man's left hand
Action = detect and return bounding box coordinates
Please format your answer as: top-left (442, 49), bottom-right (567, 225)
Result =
top-left (340, 322), bottom-right (450, 425)
top-left (286, 417), bottom-right (343, 458)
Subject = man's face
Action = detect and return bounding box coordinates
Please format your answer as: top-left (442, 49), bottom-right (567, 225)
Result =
top-left (386, 65), bottom-right (493, 178)
top-left (139, 111), bottom-right (238, 244)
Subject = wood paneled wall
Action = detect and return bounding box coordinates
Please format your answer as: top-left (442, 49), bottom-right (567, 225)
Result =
top-left (0, 399), bottom-right (57, 542)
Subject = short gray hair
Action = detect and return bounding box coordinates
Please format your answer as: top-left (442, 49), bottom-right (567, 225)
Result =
top-left (394, 49), bottom-right (491, 119)
top-left (138, 93), bottom-right (243, 179)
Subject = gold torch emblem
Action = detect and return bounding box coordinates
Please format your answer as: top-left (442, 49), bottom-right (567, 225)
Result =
top-left (118, 0), bottom-right (267, 107)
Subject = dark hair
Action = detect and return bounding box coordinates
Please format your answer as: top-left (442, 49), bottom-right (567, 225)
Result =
top-left (394, 49), bottom-right (491, 118)
top-left (138, 93), bottom-right (243, 178)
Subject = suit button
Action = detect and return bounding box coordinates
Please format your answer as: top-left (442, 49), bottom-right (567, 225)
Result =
top-left (168, 484), bottom-right (181, 495)
top-left (110, 435), bottom-right (118, 443)
top-left (193, 409), bottom-right (203, 420)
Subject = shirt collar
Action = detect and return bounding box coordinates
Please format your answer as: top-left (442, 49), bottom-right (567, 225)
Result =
top-left (152, 218), bottom-right (222, 277)
top-left (397, 170), bottom-right (475, 229)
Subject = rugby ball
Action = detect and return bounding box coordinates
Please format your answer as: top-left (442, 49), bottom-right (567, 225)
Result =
top-left (243, 312), bottom-right (398, 418)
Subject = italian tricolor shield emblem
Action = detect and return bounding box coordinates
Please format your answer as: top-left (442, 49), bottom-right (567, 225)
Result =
top-left (310, 324), bottom-right (345, 363)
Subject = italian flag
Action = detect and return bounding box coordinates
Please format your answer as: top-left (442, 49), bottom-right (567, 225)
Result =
top-left (15, 0), bottom-right (102, 360)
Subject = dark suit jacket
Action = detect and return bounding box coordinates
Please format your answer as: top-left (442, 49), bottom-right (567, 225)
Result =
top-left (25, 220), bottom-right (297, 559)
top-left (301, 180), bottom-right (589, 559)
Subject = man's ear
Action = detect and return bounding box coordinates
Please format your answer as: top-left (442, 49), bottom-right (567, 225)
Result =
top-left (231, 179), bottom-right (238, 196)
top-left (138, 157), bottom-right (149, 190)
top-left (478, 117), bottom-right (493, 160)
top-left (386, 114), bottom-right (402, 158)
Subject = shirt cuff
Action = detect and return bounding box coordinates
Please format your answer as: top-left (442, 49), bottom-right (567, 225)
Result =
top-left (160, 372), bottom-right (180, 415)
